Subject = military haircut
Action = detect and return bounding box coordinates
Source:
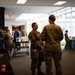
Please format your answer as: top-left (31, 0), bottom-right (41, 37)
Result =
top-left (49, 14), bottom-right (56, 21)
top-left (31, 22), bottom-right (36, 28)
top-left (65, 30), bottom-right (68, 32)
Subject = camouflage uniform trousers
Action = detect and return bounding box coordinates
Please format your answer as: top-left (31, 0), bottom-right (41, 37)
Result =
top-left (30, 49), bottom-right (42, 72)
top-left (44, 50), bottom-right (62, 75)
top-left (65, 39), bottom-right (69, 48)
top-left (5, 43), bottom-right (11, 60)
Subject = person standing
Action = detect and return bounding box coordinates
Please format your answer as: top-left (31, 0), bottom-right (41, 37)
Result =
top-left (3, 28), bottom-right (13, 60)
top-left (13, 27), bottom-right (21, 50)
top-left (64, 30), bottom-right (69, 49)
top-left (41, 14), bottom-right (63, 75)
top-left (28, 22), bottom-right (45, 75)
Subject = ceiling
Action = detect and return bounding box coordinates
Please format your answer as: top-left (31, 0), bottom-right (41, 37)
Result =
top-left (0, 0), bottom-right (75, 26)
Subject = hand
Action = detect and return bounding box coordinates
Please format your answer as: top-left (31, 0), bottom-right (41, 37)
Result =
top-left (41, 46), bottom-right (44, 50)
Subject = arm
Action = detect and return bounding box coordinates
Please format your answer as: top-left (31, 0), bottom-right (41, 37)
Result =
top-left (36, 40), bottom-right (44, 50)
top-left (58, 26), bottom-right (63, 41)
top-left (41, 26), bottom-right (47, 41)
top-left (28, 32), bottom-right (36, 43)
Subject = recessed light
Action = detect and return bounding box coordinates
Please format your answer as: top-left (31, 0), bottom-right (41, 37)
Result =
top-left (54, 1), bottom-right (67, 5)
top-left (17, 0), bottom-right (27, 4)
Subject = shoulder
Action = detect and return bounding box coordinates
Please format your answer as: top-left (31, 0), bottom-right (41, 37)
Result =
top-left (36, 31), bottom-right (40, 34)
top-left (55, 24), bottom-right (61, 28)
top-left (54, 24), bottom-right (62, 31)
top-left (45, 24), bottom-right (50, 27)
top-left (29, 30), bottom-right (34, 34)
top-left (28, 30), bottom-right (34, 36)
top-left (43, 24), bottom-right (50, 30)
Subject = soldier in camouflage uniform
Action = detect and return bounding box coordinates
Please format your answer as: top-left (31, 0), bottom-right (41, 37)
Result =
top-left (64, 30), bottom-right (69, 49)
top-left (41, 14), bottom-right (63, 75)
top-left (28, 22), bottom-right (45, 75)
top-left (3, 28), bottom-right (13, 60)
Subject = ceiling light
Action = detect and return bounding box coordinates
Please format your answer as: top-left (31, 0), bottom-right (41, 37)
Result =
top-left (54, 1), bottom-right (67, 5)
top-left (17, 0), bottom-right (27, 4)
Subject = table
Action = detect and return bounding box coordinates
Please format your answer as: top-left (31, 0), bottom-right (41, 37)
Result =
top-left (20, 41), bottom-right (29, 48)
top-left (0, 53), bottom-right (14, 75)
top-left (67, 40), bottom-right (75, 50)
top-left (13, 41), bottom-right (29, 56)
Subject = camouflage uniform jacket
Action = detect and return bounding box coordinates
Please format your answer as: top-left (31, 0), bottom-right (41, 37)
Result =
top-left (28, 30), bottom-right (43, 51)
top-left (3, 32), bottom-right (13, 46)
top-left (65, 32), bottom-right (69, 42)
top-left (41, 24), bottom-right (63, 52)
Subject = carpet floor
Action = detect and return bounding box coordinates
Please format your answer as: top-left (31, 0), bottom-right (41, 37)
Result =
top-left (10, 48), bottom-right (75, 75)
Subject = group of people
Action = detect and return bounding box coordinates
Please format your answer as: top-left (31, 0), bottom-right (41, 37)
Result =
top-left (0, 27), bottom-right (21, 60)
top-left (0, 27), bottom-right (13, 60)
top-left (28, 14), bottom-right (63, 75)
top-left (0, 14), bottom-right (64, 75)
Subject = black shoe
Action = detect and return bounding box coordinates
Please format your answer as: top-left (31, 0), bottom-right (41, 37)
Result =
top-left (32, 73), bottom-right (36, 75)
top-left (37, 71), bottom-right (45, 75)
top-left (32, 71), bottom-right (36, 75)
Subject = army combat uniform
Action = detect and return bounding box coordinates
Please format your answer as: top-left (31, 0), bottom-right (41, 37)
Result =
top-left (3, 30), bottom-right (13, 60)
top-left (65, 31), bottom-right (69, 48)
top-left (41, 23), bottom-right (63, 75)
top-left (28, 30), bottom-right (44, 75)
